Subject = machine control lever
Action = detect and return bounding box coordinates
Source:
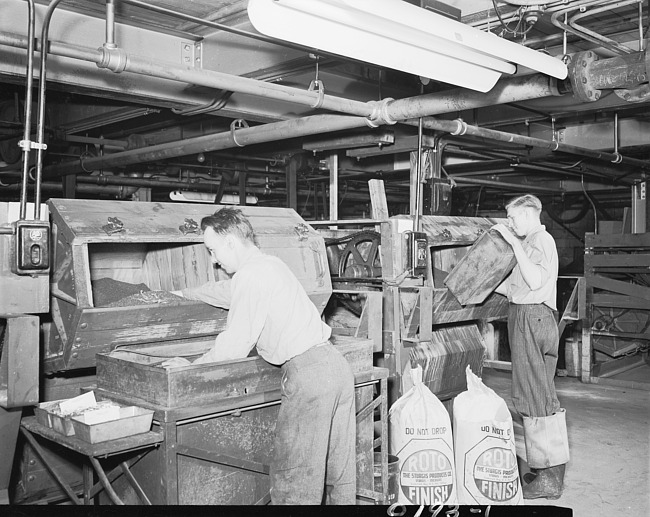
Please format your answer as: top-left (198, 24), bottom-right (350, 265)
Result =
top-left (294, 223), bottom-right (310, 241)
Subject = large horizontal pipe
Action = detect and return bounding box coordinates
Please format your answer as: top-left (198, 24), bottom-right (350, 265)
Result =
top-left (74, 174), bottom-right (237, 192)
top-left (44, 114), bottom-right (369, 176)
top-left (0, 181), bottom-right (137, 197)
top-left (387, 74), bottom-right (562, 121)
top-left (0, 31), bottom-right (565, 124)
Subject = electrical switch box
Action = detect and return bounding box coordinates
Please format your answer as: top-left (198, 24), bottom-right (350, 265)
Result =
top-left (12, 220), bottom-right (50, 275)
top-left (405, 231), bottom-right (428, 277)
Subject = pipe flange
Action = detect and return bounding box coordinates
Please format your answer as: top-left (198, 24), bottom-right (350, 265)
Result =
top-left (230, 119), bottom-right (249, 147)
top-left (614, 83), bottom-right (650, 103)
top-left (366, 98), bottom-right (396, 128)
top-left (97, 46), bottom-right (128, 73)
top-left (568, 51), bottom-right (602, 103)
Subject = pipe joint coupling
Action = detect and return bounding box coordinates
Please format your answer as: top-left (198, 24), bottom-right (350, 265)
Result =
top-left (450, 118), bottom-right (468, 136)
top-left (97, 46), bottom-right (128, 73)
top-left (567, 51), bottom-right (601, 103)
top-left (366, 98), bottom-right (396, 128)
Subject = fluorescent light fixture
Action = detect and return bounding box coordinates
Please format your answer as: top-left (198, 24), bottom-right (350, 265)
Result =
top-left (247, 0), bottom-right (568, 93)
top-left (169, 191), bottom-right (258, 205)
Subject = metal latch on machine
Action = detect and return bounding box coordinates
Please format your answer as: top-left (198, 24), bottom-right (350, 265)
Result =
top-left (294, 223), bottom-right (309, 241)
top-left (179, 218), bottom-right (200, 235)
top-left (12, 220), bottom-right (50, 275)
top-left (102, 217), bottom-right (125, 235)
top-left (405, 231), bottom-right (428, 277)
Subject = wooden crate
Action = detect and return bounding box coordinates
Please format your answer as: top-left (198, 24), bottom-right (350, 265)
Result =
top-left (443, 229), bottom-right (516, 305)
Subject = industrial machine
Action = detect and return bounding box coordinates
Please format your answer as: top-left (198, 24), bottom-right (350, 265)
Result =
top-left (3, 198), bottom-right (381, 505)
top-left (323, 211), bottom-right (511, 406)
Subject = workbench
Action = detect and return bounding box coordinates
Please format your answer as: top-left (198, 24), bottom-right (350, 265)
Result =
top-left (20, 416), bottom-right (163, 505)
top-left (93, 367), bottom-right (389, 505)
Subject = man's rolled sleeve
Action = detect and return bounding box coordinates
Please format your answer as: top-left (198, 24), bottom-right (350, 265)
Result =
top-left (181, 280), bottom-right (232, 308)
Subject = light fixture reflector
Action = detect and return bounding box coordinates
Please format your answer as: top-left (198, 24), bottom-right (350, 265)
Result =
top-left (248, 0), bottom-right (568, 93)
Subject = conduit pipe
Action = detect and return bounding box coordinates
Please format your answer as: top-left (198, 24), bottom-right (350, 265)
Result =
top-left (18, 0), bottom-right (35, 220)
top-left (551, 0), bottom-right (638, 56)
top-left (407, 117), bottom-right (650, 172)
top-left (33, 0), bottom-right (66, 219)
top-left (569, 0), bottom-right (641, 55)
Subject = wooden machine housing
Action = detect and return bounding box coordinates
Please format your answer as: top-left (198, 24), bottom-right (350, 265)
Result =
top-left (43, 199), bottom-right (331, 373)
top-left (381, 214), bottom-right (511, 402)
top-left (324, 212), bottom-right (512, 405)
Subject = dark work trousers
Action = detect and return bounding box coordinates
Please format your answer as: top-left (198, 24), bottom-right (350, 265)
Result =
top-left (508, 304), bottom-right (561, 418)
top-left (270, 342), bottom-right (356, 505)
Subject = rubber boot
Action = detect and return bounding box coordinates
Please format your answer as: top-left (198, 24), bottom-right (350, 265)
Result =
top-left (523, 409), bottom-right (570, 468)
top-left (523, 464), bottom-right (565, 500)
top-left (521, 409), bottom-right (570, 499)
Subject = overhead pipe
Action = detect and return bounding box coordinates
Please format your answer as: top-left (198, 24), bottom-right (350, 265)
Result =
top-left (2, 8), bottom-right (648, 181)
top-left (43, 114), bottom-right (370, 176)
top-left (45, 107), bottom-right (650, 179)
top-left (6, 22), bottom-right (650, 124)
top-left (404, 117), bottom-right (650, 172)
top-left (0, 30), bottom-right (565, 123)
top-left (444, 158), bottom-right (614, 182)
top-left (74, 173), bottom-right (248, 192)
top-left (449, 177), bottom-right (560, 194)
top-left (1, 181), bottom-right (139, 198)
top-left (0, 173), bottom-right (274, 197)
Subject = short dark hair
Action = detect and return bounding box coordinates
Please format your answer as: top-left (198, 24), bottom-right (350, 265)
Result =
top-left (200, 207), bottom-right (257, 245)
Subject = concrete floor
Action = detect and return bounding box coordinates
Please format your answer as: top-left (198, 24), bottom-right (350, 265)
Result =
top-left (482, 367), bottom-right (650, 517)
